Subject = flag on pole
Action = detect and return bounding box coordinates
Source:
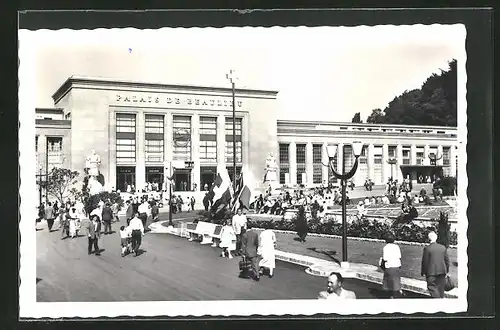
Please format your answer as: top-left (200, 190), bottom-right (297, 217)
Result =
top-left (209, 164), bottom-right (233, 217)
top-left (231, 172), bottom-right (252, 212)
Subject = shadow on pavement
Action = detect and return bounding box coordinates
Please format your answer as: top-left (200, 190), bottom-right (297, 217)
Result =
top-left (307, 247), bottom-right (341, 265)
top-left (36, 278), bottom-right (42, 284)
top-left (136, 249), bottom-right (147, 256)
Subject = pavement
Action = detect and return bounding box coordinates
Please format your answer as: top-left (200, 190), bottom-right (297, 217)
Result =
top-left (150, 212), bottom-right (459, 299)
top-left (35, 214), bottom-right (427, 301)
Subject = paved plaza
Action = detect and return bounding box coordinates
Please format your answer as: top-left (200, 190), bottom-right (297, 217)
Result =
top-left (36, 213), bottom-right (428, 301)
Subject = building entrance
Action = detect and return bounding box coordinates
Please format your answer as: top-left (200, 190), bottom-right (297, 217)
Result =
top-left (173, 169), bottom-right (191, 191)
top-left (200, 166), bottom-right (217, 191)
top-left (146, 166), bottom-right (164, 191)
top-left (116, 166), bottom-right (136, 192)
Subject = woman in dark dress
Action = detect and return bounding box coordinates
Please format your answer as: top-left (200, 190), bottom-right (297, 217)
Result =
top-left (295, 205), bottom-right (308, 243)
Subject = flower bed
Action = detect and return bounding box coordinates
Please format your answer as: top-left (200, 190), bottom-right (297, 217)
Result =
top-left (246, 215), bottom-right (458, 246)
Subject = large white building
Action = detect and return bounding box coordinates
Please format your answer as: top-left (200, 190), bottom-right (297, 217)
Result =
top-left (35, 76), bottom-right (458, 194)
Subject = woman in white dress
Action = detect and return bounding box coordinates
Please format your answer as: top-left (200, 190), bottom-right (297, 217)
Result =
top-left (219, 220), bottom-right (236, 259)
top-left (258, 229), bottom-right (277, 278)
top-left (68, 207), bottom-right (79, 238)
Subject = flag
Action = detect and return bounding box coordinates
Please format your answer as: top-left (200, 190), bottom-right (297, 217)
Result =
top-left (231, 172), bottom-right (252, 212)
top-left (209, 164), bottom-right (233, 217)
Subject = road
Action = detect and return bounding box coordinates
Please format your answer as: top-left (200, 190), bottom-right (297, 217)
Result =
top-left (36, 215), bottom-right (427, 301)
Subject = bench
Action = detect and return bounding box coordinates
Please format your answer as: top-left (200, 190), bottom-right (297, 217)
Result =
top-left (185, 221), bottom-right (223, 245)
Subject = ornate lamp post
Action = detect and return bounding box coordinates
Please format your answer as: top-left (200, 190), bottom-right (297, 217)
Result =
top-left (428, 152), bottom-right (443, 181)
top-left (226, 69), bottom-right (238, 192)
top-left (324, 142), bottom-right (363, 268)
top-left (387, 158), bottom-right (397, 180)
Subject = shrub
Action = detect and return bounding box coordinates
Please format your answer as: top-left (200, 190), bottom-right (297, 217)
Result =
top-left (242, 214), bottom-right (457, 245)
top-left (436, 176), bottom-right (457, 196)
top-left (83, 191), bottom-right (124, 216)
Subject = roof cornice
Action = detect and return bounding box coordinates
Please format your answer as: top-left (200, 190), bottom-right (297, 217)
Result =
top-left (52, 76), bottom-right (279, 104)
top-left (276, 119), bottom-right (457, 131)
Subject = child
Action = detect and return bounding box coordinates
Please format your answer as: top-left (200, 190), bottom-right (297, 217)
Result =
top-left (120, 225), bottom-right (132, 257)
top-left (219, 220), bottom-right (236, 259)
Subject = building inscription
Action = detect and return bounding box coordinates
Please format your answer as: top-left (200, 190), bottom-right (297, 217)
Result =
top-left (115, 94), bottom-right (243, 108)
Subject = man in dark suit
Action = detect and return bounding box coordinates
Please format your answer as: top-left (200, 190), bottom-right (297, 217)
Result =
top-left (101, 202), bottom-right (114, 234)
top-left (85, 215), bottom-right (102, 256)
top-left (125, 200), bottom-right (134, 226)
top-left (421, 231), bottom-right (449, 298)
top-left (241, 222), bottom-right (260, 281)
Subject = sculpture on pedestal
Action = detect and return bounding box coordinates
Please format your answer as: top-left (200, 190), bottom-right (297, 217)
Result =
top-left (84, 149), bottom-right (104, 195)
top-left (263, 153), bottom-right (279, 192)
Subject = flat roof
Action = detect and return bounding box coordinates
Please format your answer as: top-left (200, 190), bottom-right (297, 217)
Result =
top-left (277, 119), bottom-right (457, 130)
top-left (52, 75), bottom-right (280, 104)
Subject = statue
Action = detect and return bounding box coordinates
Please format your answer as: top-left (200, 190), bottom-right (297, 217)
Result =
top-left (85, 149), bottom-right (101, 178)
top-left (263, 153), bottom-right (278, 192)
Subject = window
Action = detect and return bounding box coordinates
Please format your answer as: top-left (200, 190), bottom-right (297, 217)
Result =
top-left (312, 144), bottom-right (323, 184)
top-left (200, 117), bottom-right (217, 162)
top-left (416, 147), bottom-right (425, 165)
top-left (296, 144), bottom-right (306, 184)
top-left (443, 146), bottom-right (451, 165)
top-left (225, 117), bottom-right (242, 163)
top-left (173, 115), bottom-right (192, 161)
top-left (388, 146), bottom-right (397, 158)
top-left (47, 137), bottom-right (63, 172)
top-left (279, 143), bottom-right (289, 184)
top-left (116, 113), bottom-right (136, 163)
top-left (402, 146), bottom-right (411, 165)
top-left (145, 115), bottom-right (164, 163)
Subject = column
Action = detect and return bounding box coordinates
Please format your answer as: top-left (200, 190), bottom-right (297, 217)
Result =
top-left (108, 110), bottom-right (117, 191)
top-left (289, 142), bottom-right (297, 185)
top-left (396, 144), bottom-right (403, 182)
top-left (322, 142), bottom-right (329, 185)
top-left (306, 142), bottom-right (313, 186)
top-left (38, 134), bottom-right (47, 173)
top-left (437, 145), bottom-right (444, 166)
top-left (337, 143), bottom-right (344, 174)
top-left (450, 144), bottom-right (457, 177)
top-left (410, 144), bottom-right (417, 166)
top-left (367, 143), bottom-right (375, 181)
top-left (242, 114), bottom-right (250, 181)
top-left (135, 111), bottom-right (146, 191)
top-left (217, 114), bottom-right (226, 167)
top-left (382, 144), bottom-right (389, 182)
top-left (424, 144), bottom-right (430, 166)
top-left (191, 114), bottom-right (200, 191)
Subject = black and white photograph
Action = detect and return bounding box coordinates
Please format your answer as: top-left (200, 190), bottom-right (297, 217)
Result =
top-left (19, 22), bottom-right (468, 318)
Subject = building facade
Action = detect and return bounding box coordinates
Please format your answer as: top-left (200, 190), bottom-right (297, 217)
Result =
top-left (35, 76), bottom-right (458, 193)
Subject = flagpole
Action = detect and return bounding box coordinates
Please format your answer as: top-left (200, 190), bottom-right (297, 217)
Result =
top-left (231, 80), bottom-right (236, 195)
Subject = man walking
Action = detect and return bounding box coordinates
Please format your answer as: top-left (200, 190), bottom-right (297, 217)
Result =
top-left (125, 200), bottom-right (134, 226)
top-left (232, 208), bottom-right (247, 256)
top-left (101, 202), bottom-right (113, 235)
top-left (44, 202), bottom-right (56, 232)
top-left (241, 222), bottom-right (260, 281)
top-left (129, 212), bottom-right (145, 257)
top-left (85, 215), bottom-right (102, 256)
top-left (421, 231), bottom-right (450, 298)
top-left (190, 196), bottom-right (196, 212)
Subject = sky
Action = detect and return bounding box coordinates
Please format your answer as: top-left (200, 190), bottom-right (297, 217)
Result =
top-left (27, 25), bottom-right (465, 123)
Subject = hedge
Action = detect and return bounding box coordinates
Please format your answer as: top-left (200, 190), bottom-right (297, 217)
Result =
top-left (245, 213), bottom-right (457, 246)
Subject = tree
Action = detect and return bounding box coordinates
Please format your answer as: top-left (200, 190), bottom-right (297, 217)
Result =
top-left (365, 59), bottom-right (457, 126)
top-left (366, 108), bottom-right (385, 124)
top-left (45, 168), bottom-right (80, 205)
top-left (351, 112), bottom-right (362, 123)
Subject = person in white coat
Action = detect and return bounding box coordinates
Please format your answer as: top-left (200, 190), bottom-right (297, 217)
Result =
top-left (258, 229), bottom-right (277, 278)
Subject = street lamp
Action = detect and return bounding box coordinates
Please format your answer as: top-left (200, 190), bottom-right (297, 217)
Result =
top-left (387, 158), bottom-right (397, 180)
top-left (324, 141), bottom-right (363, 268)
top-left (226, 69), bottom-right (238, 193)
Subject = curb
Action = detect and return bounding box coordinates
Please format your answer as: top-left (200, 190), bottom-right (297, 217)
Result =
top-left (150, 220), bottom-right (459, 299)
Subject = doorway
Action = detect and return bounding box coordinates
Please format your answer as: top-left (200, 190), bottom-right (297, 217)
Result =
top-left (116, 166), bottom-right (135, 192)
top-left (173, 169), bottom-right (191, 191)
top-left (200, 166), bottom-right (216, 191)
top-left (146, 166), bottom-right (164, 191)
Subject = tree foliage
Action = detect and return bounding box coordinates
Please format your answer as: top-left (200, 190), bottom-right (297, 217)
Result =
top-left (351, 112), bottom-right (362, 123)
top-left (45, 168), bottom-right (80, 205)
top-left (83, 191), bottom-right (124, 216)
top-left (366, 59), bottom-right (457, 126)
